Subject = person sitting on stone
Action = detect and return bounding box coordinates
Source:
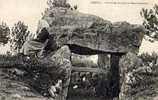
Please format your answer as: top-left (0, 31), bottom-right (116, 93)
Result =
top-left (21, 19), bottom-right (72, 100)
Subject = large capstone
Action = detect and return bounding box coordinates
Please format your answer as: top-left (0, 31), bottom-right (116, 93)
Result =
top-left (43, 7), bottom-right (145, 54)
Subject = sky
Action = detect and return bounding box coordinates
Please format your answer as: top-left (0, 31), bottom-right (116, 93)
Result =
top-left (0, 0), bottom-right (158, 54)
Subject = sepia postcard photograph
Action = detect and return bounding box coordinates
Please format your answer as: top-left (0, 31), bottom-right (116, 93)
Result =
top-left (0, 0), bottom-right (158, 100)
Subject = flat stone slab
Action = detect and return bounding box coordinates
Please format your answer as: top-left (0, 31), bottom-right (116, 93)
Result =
top-left (43, 8), bottom-right (145, 54)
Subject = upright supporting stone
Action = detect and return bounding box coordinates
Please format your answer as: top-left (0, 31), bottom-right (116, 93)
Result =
top-left (108, 54), bottom-right (121, 98)
top-left (97, 54), bottom-right (111, 97)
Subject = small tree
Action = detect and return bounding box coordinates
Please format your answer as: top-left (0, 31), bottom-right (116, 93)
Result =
top-left (0, 22), bottom-right (10, 45)
top-left (140, 4), bottom-right (158, 41)
top-left (10, 21), bottom-right (30, 54)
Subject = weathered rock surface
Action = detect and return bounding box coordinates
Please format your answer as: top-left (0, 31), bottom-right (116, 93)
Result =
top-left (43, 7), bottom-right (145, 54)
top-left (119, 52), bottom-right (157, 100)
top-left (0, 68), bottom-right (53, 100)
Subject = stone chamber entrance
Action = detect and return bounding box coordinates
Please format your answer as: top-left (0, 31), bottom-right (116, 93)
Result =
top-left (67, 45), bottom-right (125, 100)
